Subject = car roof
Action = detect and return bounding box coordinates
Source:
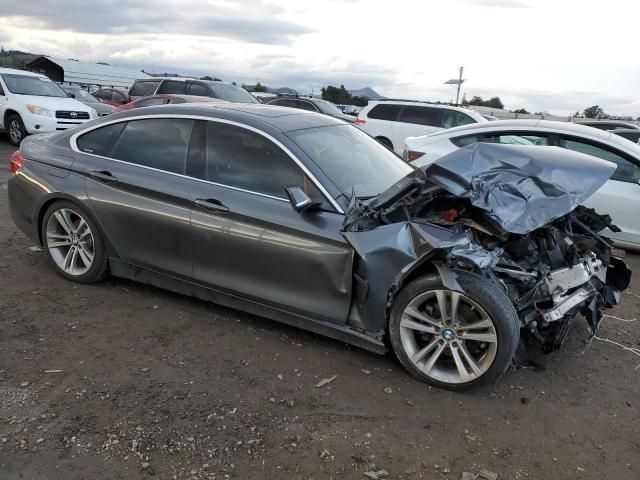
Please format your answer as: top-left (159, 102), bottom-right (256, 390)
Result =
top-left (0, 67), bottom-right (46, 78)
top-left (368, 99), bottom-right (477, 112)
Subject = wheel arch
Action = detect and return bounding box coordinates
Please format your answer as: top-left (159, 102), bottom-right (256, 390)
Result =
top-left (4, 109), bottom-right (21, 127)
top-left (375, 136), bottom-right (393, 150)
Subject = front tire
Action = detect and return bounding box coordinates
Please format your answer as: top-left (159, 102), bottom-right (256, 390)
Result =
top-left (7, 114), bottom-right (27, 146)
top-left (41, 201), bottom-right (109, 283)
top-left (389, 272), bottom-right (519, 391)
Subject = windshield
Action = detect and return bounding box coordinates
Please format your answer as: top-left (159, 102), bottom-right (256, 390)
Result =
top-left (288, 125), bottom-right (412, 198)
top-left (315, 100), bottom-right (343, 116)
top-left (2, 74), bottom-right (68, 97)
top-left (205, 82), bottom-right (259, 103)
top-left (63, 88), bottom-right (97, 102)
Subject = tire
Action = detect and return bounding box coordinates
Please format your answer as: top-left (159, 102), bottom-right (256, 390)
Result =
top-left (41, 201), bottom-right (109, 283)
top-left (375, 136), bottom-right (393, 150)
top-left (7, 113), bottom-right (27, 146)
top-left (389, 271), bottom-right (519, 391)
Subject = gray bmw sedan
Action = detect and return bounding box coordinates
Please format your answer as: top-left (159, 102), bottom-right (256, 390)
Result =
top-left (7, 104), bottom-right (630, 390)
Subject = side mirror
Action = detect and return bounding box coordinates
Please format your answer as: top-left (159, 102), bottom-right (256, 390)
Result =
top-left (286, 186), bottom-right (313, 212)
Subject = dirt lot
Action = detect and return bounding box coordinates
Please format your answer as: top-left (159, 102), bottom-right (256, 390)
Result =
top-left (0, 135), bottom-right (638, 480)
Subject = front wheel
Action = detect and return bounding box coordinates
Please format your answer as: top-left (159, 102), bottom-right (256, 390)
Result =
top-left (389, 272), bottom-right (519, 390)
top-left (7, 114), bottom-right (27, 146)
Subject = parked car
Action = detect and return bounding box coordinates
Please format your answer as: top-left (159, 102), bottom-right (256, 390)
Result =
top-left (611, 128), bottom-right (640, 144)
top-left (403, 119), bottom-right (640, 250)
top-left (355, 100), bottom-right (487, 154)
top-left (267, 95), bottom-right (355, 123)
top-left (577, 120), bottom-right (640, 131)
top-left (128, 77), bottom-right (260, 104)
top-left (92, 87), bottom-right (131, 106)
top-left (0, 67), bottom-right (97, 146)
top-left (7, 104), bottom-right (630, 390)
top-left (112, 94), bottom-right (226, 113)
top-left (61, 86), bottom-right (115, 116)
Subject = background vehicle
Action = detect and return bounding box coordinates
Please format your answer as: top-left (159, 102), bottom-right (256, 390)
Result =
top-left (267, 94), bottom-right (355, 123)
top-left (112, 94), bottom-right (226, 113)
top-left (7, 104), bottom-right (629, 391)
top-left (576, 120), bottom-right (640, 131)
top-left (403, 119), bottom-right (640, 249)
top-left (92, 87), bottom-right (131, 106)
top-left (128, 77), bottom-right (260, 104)
top-left (62, 85), bottom-right (115, 116)
top-left (611, 128), bottom-right (640, 144)
top-left (0, 67), bottom-right (97, 146)
top-left (355, 99), bottom-right (487, 154)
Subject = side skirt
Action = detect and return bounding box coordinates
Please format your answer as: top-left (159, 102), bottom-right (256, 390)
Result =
top-left (109, 258), bottom-right (387, 355)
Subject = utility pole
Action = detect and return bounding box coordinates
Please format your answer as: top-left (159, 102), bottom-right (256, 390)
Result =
top-left (444, 66), bottom-right (466, 105)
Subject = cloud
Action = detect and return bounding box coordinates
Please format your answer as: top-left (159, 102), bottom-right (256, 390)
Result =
top-left (0, 0), bottom-right (312, 45)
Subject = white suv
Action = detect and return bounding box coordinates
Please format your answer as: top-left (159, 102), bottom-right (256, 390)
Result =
top-left (0, 68), bottom-right (97, 146)
top-left (355, 100), bottom-right (486, 154)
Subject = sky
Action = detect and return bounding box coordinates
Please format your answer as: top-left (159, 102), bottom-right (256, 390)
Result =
top-left (0, 0), bottom-right (638, 117)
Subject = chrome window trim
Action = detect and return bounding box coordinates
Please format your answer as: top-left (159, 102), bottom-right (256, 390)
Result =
top-left (69, 113), bottom-right (344, 213)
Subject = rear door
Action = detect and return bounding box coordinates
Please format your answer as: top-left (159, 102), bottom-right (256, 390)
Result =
top-left (186, 120), bottom-right (353, 323)
top-left (360, 104), bottom-right (402, 150)
top-left (392, 106), bottom-right (443, 154)
top-left (75, 117), bottom-right (195, 277)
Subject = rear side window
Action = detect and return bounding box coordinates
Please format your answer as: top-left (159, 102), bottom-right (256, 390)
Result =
top-left (399, 106), bottom-right (442, 127)
top-left (188, 83), bottom-right (209, 96)
top-left (157, 81), bottom-right (187, 95)
top-left (77, 122), bottom-right (126, 156)
top-left (204, 122), bottom-right (311, 199)
top-left (367, 104), bottom-right (401, 121)
top-left (451, 135), bottom-right (482, 147)
top-left (297, 101), bottom-right (318, 112)
top-left (129, 80), bottom-right (161, 97)
top-left (111, 118), bottom-right (194, 174)
top-left (112, 91), bottom-right (127, 102)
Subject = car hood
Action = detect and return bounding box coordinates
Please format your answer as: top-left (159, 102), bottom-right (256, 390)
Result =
top-left (368, 143), bottom-right (616, 235)
top-left (17, 94), bottom-right (94, 112)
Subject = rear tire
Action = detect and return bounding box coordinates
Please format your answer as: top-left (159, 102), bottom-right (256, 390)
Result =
top-left (389, 271), bottom-right (519, 391)
top-left (7, 114), bottom-right (27, 146)
top-left (41, 201), bottom-right (109, 283)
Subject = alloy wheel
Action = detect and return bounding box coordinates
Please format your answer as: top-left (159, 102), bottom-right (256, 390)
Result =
top-left (9, 119), bottom-right (23, 144)
top-left (399, 290), bottom-right (498, 384)
top-left (45, 208), bottom-right (95, 276)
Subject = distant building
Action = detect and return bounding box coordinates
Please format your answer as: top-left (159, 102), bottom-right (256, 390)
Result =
top-left (25, 56), bottom-right (150, 89)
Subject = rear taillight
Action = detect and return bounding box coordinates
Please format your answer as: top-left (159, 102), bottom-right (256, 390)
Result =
top-left (405, 150), bottom-right (425, 162)
top-left (9, 150), bottom-right (24, 173)
top-left (355, 118), bottom-right (366, 125)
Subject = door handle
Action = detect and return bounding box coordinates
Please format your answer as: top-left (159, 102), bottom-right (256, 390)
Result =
top-left (195, 198), bottom-right (229, 213)
top-left (90, 170), bottom-right (117, 183)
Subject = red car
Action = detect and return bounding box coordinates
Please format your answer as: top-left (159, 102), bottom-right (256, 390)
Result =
top-left (92, 87), bottom-right (131, 106)
top-left (112, 94), bottom-right (226, 113)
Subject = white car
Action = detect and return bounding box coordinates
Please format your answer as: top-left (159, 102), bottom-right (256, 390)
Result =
top-left (355, 100), bottom-right (487, 155)
top-left (404, 120), bottom-right (640, 250)
top-left (0, 68), bottom-right (97, 146)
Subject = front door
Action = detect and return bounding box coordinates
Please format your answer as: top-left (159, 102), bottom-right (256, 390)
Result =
top-left (76, 117), bottom-right (195, 277)
top-left (187, 120), bottom-right (353, 323)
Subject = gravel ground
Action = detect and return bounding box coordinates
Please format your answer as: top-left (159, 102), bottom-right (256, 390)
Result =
top-left (0, 134), bottom-right (638, 480)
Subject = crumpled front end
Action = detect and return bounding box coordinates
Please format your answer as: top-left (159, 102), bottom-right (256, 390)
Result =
top-left (342, 143), bottom-right (632, 351)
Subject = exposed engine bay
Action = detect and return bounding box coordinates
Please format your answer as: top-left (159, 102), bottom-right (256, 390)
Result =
top-left (343, 143), bottom-right (632, 352)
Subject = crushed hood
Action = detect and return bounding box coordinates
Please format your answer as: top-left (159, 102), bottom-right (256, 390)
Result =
top-left (372, 143), bottom-right (617, 235)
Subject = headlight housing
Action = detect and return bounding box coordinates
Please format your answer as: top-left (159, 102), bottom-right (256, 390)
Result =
top-left (26, 104), bottom-right (53, 117)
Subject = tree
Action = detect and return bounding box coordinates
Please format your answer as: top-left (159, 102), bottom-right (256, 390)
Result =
top-left (485, 97), bottom-right (504, 109)
top-left (200, 75), bottom-right (222, 81)
top-left (253, 82), bottom-right (267, 92)
top-left (321, 84), bottom-right (353, 105)
top-left (583, 105), bottom-right (604, 119)
top-left (513, 108), bottom-right (529, 114)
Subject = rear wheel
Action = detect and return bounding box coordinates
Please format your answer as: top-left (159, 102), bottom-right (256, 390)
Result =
top-left (389, 272), bottom-right (519, 390)
top-left (42, 201), bottom-right (108, 283)
top-left (7, 114), bottom-right (27, 146)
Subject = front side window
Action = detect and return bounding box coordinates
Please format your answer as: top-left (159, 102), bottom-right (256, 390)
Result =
top-left (188, 83), bottom-right (209, 96)
top-left (314, 100), bottom-right (343, 116)
top-left (288, 125), bottom-right (412, 198)
top-left (441, 110), bottom-right (476, 129)
top-left (399, 106), bottom-right (442, 127)
top-left (205, 82), bottom-right (259, 103)
top-left (112, 118), bottom-right (194, 174)
top-left (560, 138), bottom-right (640, 183)
top-left (157, 80), bottom-right (187, 95)
top-left (77, 122), bottom-right (127, 156)
top-left (367, 104), bottom-right (401, 121)
top-left (112, 91), bottom-right (126, 102)
top-left (204, 122), bottom-right (313, 199)
top-left (1, 74), bottom-right (67, 97)
top-left (129, 80), bottom-right (161, 97)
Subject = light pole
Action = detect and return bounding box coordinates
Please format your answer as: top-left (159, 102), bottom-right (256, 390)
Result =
top-left (444, 66), bottom-right (465, 105)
